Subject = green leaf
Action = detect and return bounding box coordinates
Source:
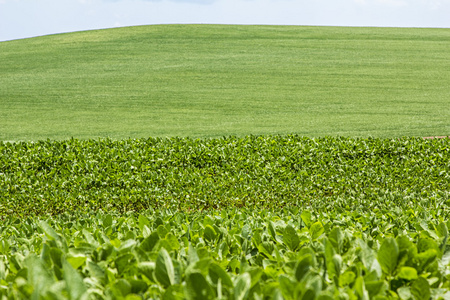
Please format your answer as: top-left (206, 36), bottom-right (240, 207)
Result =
top-left (185, 272), bottom-right (215, 300)
top-left (310, 222), bottom-right (324, 240)
top-left (26, 254), bottom-right (54, 296)
top-left (164, 232), bottom-right (181, 251)
top-left (103, 214), bottom-right (113, 228)
top-left (436, 222), bottom-right (448, 238)
top-left (138, 261), bottom-right (155, 281)
top-left (140, 231), bottom-right (159, 252)
top-left (339, 271), bottom-right (356, 287)
top-left (397, 267), bottom-right (418, 281)
top-left (397, 287), bottom-right (412, 300)
top-left (411, 277), bottom-right (430, 300)
top-left (377, 237), bottom-right (399, 275)
top-left (163, 284), bottom-right (185, 300)
top-left (234, 273), bottom-right (251, 300)
top-left (353, 276), bottom-right (369, 300)
top-left (155, 248), bottom-right (175, 288)
top-left (188, 244), bottom-right (199, 265)
top-left (278, 274), bottom-right (295, 300)
top-left (38, 220), bottom-right (60, 241)
top-left (328, 227), bottom-right (343, 254)
top-left (300, 211), bottom-right (312, 228)
top-left (302, 288), bottom-right (316, 300)
top-left (295, 255), bottom-right (313, 282)
top-left (63, 259), bottom-right (87, 300)
top-left (204, 225), bottom-right (217, 243)
top-left (138, 215), bottom-right (150, 232)
top-left (283, 225), bottom-right (300, 251)
top-left (257, 241), bottom-right (274, 259)
top-left (66, 256), bottom-right (87, 270)
top-left (208, 263), bottom-right (233, 288)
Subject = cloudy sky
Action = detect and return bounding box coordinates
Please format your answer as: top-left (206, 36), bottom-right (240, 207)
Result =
top-left (0, 0), bottom-right (449, 41)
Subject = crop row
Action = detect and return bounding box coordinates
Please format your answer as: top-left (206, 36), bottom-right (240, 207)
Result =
top-left (1, 208), bottom-right (450, 299)
top-left (1, 136), bottom-right (449, 216)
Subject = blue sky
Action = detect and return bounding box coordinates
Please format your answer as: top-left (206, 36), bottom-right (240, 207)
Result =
top-left (1, 0), bottom-right (449, 41)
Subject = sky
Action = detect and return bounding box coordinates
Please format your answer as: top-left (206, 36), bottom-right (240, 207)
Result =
top-left (0, 0), bottom-right (449, 42)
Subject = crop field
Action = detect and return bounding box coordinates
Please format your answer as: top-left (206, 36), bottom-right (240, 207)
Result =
top-left (1, 25), bottom-right (450, 140)
top-left (1, 25), bottom-right (450, 299)
top-left (1, 136), bottom-right (450, 299)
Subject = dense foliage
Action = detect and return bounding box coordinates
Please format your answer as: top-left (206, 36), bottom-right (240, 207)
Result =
top-left (1, 208), bottom-right (450, 299)
top-left (1, 136), bottom-right (449, 216)
top-left (1, 136), bottom-right (450, 299)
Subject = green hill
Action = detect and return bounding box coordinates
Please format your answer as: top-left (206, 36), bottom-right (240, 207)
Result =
top-left (1, 24), bottom-right (449, 140)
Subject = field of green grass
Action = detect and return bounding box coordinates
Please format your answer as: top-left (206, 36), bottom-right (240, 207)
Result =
top-left (1, 25), bottom-right (449, 140)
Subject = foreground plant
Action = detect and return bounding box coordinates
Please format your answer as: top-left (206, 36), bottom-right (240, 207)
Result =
top-left (1, 208), bottom-right (450, 299)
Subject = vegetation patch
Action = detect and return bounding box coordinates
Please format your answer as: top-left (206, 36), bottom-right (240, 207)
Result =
top-left (1, 136), bottom-right (449, 298)
top-left (1, 136), bottom-right (449, 216)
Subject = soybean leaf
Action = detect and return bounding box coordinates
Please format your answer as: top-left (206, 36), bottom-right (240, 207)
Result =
top-left (397, 267), bottom-right (418, 281)
top-left (377, 237), bottom-right (399, 276)
top-left (155, 248), bottom-right (175, 288)
top-left (310, 222), bottom-right (324, 241)
top-left (283, 225), bottom-right (300, 251)
top-left (185, 272), bottom-right (215, 300)
top-left (411, 277), bottom-right (431, 300)
top-left (234, 273), bottom-right (251, 300)
top-left (208, 263), bottom-right (233, 288)
top-left (63, 259), bottom-right (87, 300)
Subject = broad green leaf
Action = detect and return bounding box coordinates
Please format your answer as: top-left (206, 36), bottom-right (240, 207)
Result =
top-left (208, 263), bottom-right (233, 288)
top-left (63, 259), bottom-right (87, 300)
top-left (138, 262), bottom-right (155, 281)
top-left (283, 225), bottom-right (300, 251)
top-left (328, 227), bottom-right (343, 254)
top-left (353, 276), bottom-right (369, 300)
top-left (204, 225), bottom-right (217, 242)
top-left (83, 228), bottom-right (100, 248)
top-left (164, 232), bottom-right (181, 251)
top-left (397, 267), bottom-right (418, 281)
top-left (310, 222), bottom-right (324, 240)
top-left (140, 232), bottom-right (159, 252)
top-left (163, 284), bottom-right (185, 300)
top-left (185, 272), bottom-right (215, 300)
top-left (138, 215), bottom-right (150, 232)
top-left (295, 255), bottom-right (313, 282)
top-left (358, 239), bottom-right (382, 278)
top-left (66, 256), bottom-right (87, 270)
top-left (436, 222), bottom-right (448, 238)
top-left (302, 288), bottom-right (316, 300)
top-left (365, 280), bottom-right (386, 298)
top-left (411, 277), bottom-right (430, 300)
top-left (234, 273), bottom-right (251, 300)
top-left (397, 287), bottom-right (412, 300)
top-left (188, 244), bottom-right (199, 265)
top-left (278, 274), bottom-right (295, 300)
top-left (110, 278), bottom-right (132, 297)
top-left (103, 214), bottom-right (113, 228)
top-left (38, 221), bottom-right (60, 241)
top-left (26, 254), bottom-right (55, 296)
top-left (257, 241), bottom-right (274, 259)
top-left (377, 237), bottom-right (399, 275)
top-left (339, 271), bottom-right (356, 287)
top-left (300, 211), bottom-right (312, 228)
top-left (155, 248), bottom-right (175, 288)
top-left (242, 224), bottom-right (252, 241)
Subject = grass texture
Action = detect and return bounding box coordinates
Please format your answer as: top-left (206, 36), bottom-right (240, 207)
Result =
top-left (1, 25), bottom-right (449, 140)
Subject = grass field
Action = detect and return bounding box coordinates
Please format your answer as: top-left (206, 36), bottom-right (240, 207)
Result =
top-left (1, 25), bottom-right (449, 140)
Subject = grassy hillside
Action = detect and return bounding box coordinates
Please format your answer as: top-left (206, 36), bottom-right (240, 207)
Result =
top-left (1, 25), bottom-right (449, 140)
